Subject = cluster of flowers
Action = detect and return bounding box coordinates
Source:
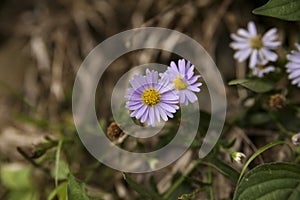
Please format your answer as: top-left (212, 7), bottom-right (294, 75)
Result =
top-left (230, 21), bottom-right (300, 87)
top-left (125, 59), bottom-right (202, 127)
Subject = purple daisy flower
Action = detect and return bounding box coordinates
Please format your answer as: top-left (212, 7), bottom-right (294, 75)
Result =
top-left (252, 64), bottom-right (275, 78)
top-left (163, 59), bottom-right (202, 105)
top-left (286, 43), bottom-right (300, 88)
top-left (230, 21), bottom-right (281, 68)
top-left (125, 69), bottom-right (179, 127)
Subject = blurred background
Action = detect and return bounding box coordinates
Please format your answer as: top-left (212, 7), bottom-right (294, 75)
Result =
top-left (0, 0), bottom-right (299, 199)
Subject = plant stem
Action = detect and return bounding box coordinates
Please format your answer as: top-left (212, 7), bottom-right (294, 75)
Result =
top-left (163, 159), bottom-right (202, 200)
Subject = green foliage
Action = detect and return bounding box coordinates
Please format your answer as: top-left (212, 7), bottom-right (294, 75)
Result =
top-left (253, 0), bottom-right (300, 21)
top-left (1, 165), bottom-right (32, 190)
top-left (206, 157), bottom-right (239, 183)
top-left (47, 182), bottom-right (67, 200)
top-left (0, 164), bottom-right (39, 200)
top-left (238, 141), bottom-right (291, 183)
top-left (228, 79), bottom-right (274, 93)
top-left (67, 174), bottom-right (90, 200)
top-left (54, 140), bottom-right (66, 187)
top-left (234, 162), bottom-right (300, 200)
top-left (51, 161), bottom-right (70, 182)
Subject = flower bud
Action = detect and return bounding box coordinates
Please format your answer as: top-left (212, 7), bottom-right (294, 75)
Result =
top-left (292, 133), bottom-right (300, 145)
top-left (231, 152), bottom-right (246, 164)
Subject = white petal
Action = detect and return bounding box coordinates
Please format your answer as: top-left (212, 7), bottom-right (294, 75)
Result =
top-left (178, 59), bottom-right (186, 75)
top-left (248, 21), bottom-right (257, 36)
top-left (141, 108), bottom-right (149, 123)
top-left (262, 28), bottom-right (278, 41)
top-left (286, 62), bottom-right (300, 69)
top-left (261, 48), bottom-right (278, 61)
top-left (230, 42), bottom-right (249, 49)
top-left (231, 33), bottom-right (248, 42)
top-left (237, 28), bottom-right (251, 38)
top-left (249, 50), bottom-right (258, 68)
top-left (185, 90), bottom-right (198, 103)
top-left (234, 48), bottom-right (252, 62)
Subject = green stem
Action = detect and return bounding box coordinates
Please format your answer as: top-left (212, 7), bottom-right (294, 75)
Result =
top-left (55, 139), bottom-right (63, 187)
top-left (163, 159), bottom-right (201, 200)
top-left (207, 167), bottom-right (214, 200)
top-left (237, 140), bottom-right (292, 184)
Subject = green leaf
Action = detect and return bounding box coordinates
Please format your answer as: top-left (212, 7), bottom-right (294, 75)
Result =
top-left (249, 112), bottom-right (272, 126)
top-left (234, 162), bottom-right (300, 200)
top-left (228, 79), bottom-right (274, 93)
top-left (238, 141), bottom-right (291, 183)
top-left (8, 190), bottom-right (39, 200)
top-left (253, 0), bottom-right (300, 21)
top-left (206, 157), bottom-right (239, 183)
top-left (54, 140), bottom-right (64, 187)
top-left (51, 161), bottom-right (69, 182)
top-left (67, 174), bottom-right (90, 200)
top-left (0, 164), bottom-right (32, 190)
top-left (123, 173), bottom-right (161, 199)
top-left (48, 182), bottom-right (67, 200)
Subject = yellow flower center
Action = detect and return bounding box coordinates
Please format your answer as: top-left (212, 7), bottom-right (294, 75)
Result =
top-left (142, 88), bottom-right (160, 106)
top-left (173, 75), bottom-right (189, 90)
top-left (249, 35), bottom-right (263, 49)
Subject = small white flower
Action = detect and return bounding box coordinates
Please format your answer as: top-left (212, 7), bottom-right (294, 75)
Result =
top-left (231, 152), bottom-right (246, 164)
top-left (148, 158), bottom-right (159, 170)
top-left (230, 21), bottom-right (281, 68)
top-left (292, 133), bottom-right (300, 145)
top-left (286, 43), bottom-right (300, 88)
top-left (252, 64), bottom-right (275, 77)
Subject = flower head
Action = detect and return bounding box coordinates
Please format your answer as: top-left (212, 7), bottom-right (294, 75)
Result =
top-left (286, 43), bottom-right (300, 88)
top-left (231, 152), bottom-right (246, 164)
top-left (125, 69), bottom-right (179, 127)
top-left (163, 59), bottom-right (202, 105)
top-left (292, 133), bottom-right (300, 146)
top-left (268, 94), bottom-right (286, 110)
top-left (252, 64), bottom-right (275, 77)
top-left (106, 122), bottom-right (126, 144)
top-left (230, 21), bottom-right (281, 68)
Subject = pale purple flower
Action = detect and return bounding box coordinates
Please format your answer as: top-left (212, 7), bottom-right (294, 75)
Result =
top-left (252, 64), bottom-right (275, 77)
top-left (163, 59), bottom-right (202, 105)
top-left (125, 69), bottom-right (179, 127)
top-left (286, 43), bottom-right (300, 88)
top-left (230, 21), bottom-right (281, 68)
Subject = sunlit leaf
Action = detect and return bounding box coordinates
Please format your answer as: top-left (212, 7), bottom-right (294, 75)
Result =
top-left (47, 182), bottom-right (67, 200)
top-left (0, 164), bottom-right (32, 190)
top-left (51, 161), bottom-right (69, 182)
top-left (253, 0), bottom-right (300, 21)
top-left (234, 162), bottom-right (300, 200)
top-left (8, 190), bottom-right (39, 200)
top-left (55, 140), bottom-right (65, 187)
